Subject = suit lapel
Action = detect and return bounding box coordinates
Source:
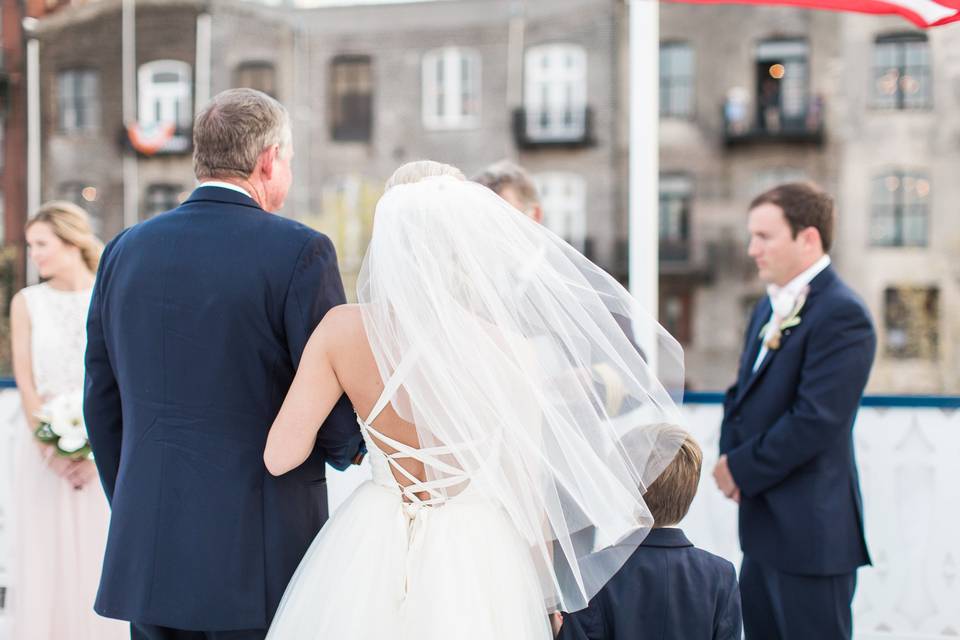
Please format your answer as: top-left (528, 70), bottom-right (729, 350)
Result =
top-left (736, 299), bottom-right (770, 390)
top-left (732, 265), bottom-right (838, 409)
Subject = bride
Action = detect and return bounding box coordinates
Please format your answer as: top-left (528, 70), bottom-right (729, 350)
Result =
top-left (263, 161), bottom-right (686, 639)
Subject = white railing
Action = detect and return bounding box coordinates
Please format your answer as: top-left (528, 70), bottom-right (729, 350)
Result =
top-left (2, 390), bottom-right (958, 639)
top-left (681, 401), bottom-right (960, 640)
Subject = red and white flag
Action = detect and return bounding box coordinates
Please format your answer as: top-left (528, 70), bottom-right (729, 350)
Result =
top-left (671, 0), bottom-right (960, 27)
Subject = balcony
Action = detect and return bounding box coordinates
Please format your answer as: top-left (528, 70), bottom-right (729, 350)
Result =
top-left (512, 106), bottom-right (595, 150)
top-left (722, 96), bottom-right (825, 147)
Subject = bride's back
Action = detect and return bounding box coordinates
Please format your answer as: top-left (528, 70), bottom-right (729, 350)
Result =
top-left (326, 304), bottom-right (428, 493)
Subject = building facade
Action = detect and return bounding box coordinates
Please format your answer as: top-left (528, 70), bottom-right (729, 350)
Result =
top-left (658, 4), bottom-right (960, 393)
top-left (24, 0), bottom-right (960, 393)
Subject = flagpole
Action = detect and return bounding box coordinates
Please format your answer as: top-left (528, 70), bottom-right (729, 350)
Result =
top-left (122, 0), bottom-right (139, 228)
top-left (628, 0), bottom-right (660, 370)
top-left (25, 34), bottom-right (40, 285)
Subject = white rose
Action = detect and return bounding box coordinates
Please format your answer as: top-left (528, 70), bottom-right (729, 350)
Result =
top-left (58, 433), bottom-right (87, 453)
top-left (43, 391), bottom-right (87, 448)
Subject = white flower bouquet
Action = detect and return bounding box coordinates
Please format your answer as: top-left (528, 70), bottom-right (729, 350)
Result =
top-left (34, 391), bottom-right (92, 460)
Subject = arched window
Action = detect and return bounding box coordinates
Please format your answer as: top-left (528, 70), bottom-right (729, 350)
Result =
top-left (138, 60), bottom-right (192, 132)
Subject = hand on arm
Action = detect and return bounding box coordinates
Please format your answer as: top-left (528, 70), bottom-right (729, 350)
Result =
top-left (284, 234), bottom-right (363, 471)
top-left (265, 312), bottom-right (347, 476)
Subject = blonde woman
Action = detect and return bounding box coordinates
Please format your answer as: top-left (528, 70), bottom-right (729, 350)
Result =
top-left (9, 202), bottom-right (126, 639)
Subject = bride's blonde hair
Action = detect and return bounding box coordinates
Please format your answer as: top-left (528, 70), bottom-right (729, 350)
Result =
top-left (26, 201), bottom-right (104, 273)
top-left (385, 160), bottom-right (466, 191)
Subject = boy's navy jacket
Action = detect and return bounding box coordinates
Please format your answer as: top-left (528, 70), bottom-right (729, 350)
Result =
top-left (558, 528), bottom-right (742, 640)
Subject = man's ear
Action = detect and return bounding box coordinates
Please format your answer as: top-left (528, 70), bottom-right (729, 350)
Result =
top-left (800, 226), bottom-right (823, 252)
top-left (530, 204), bottom-right (544, 225)
top-left (259, 145), bottom-right (279, 181)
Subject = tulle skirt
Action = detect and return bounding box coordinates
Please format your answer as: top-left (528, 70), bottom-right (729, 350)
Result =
top-left (267, 480), bottom-right (552, 639)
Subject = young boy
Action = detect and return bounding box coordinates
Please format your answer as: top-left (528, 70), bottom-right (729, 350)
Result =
top-left (557, 428), bottom-right (742, 639)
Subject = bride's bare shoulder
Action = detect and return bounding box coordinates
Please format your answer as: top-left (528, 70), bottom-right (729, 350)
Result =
top-left (319, 304), bottom-right (367, 345)
top-left (321, 304), bottom-right (363, 335)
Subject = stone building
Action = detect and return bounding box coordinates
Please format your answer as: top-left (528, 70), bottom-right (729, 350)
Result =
top-left (658, 4), bottom-right (960, 393)
top-left (25, 0), bottom-right (960, 393)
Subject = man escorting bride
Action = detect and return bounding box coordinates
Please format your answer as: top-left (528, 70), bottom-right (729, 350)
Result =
top-left (86, 89), bottom-right (685, 639)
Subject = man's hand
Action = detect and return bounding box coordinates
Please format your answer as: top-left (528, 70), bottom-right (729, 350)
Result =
top-left (713, 454), bottom-right (741, 503)
top-left (550, 612), bottom-right (564, 637)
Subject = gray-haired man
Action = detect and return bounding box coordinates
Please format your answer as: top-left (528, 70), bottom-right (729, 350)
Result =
top-left (474, 159), bottom-right (544, 223)
top-left (85, 88), bottom-right (364, 639)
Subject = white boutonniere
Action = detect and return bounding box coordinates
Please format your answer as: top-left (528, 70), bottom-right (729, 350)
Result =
top-left (758, 287), bottom-right (809, 351)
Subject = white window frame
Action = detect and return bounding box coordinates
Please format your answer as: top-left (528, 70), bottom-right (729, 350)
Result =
top-left (422, 47), bottom-right (481, 130)
top-left (524, 44), bottom-right (587, 141)
top-left (138, 60), bottom-right (192, 147)
top-left (534, 172), bottom-right (588, 252)
top-left (660, 42), bottom-right (694, 118)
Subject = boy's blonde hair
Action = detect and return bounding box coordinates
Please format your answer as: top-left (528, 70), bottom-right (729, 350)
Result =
top-left (643, 426), bottom-right (703, 527)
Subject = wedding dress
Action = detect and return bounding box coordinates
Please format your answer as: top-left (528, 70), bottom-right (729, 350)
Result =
top-left (266, 352), bottom-right (553, 639)
top-left (267, 176), bottom-right (685, 639)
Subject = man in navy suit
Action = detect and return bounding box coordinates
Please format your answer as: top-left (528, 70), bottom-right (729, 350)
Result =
top-left (84, 89), bottom-right (364, 639)
top-left (557, 427), bottom-right (742, 640)
top-left (713, 182), bottom-right (875, 639)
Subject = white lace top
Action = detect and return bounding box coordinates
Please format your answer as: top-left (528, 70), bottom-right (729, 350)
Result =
top-left (21, 283), bottom-right (93, 400)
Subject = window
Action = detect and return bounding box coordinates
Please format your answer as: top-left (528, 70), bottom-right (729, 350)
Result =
top-left (884, 286), bottom-right (938, 359)
top-left (754, 39), bottom-right (809, 131)
top-left (524, 44), bottom-right (587, 141)
top-left (660, 42), bottom-right (693, 118)
top-left (138, 60), bottom-right (192, 151)
top-left (330, 55), bottom-right (373, 142)
top-left (872, 34), bottom-right (930, 109)
top-left (234, 61), bottom-right (276, 97)
top-left (535, 172), bottom-right (587, 253)
top-left (659, 174), bottom-right (692, 261)
top-left (422, 47), bottom-right (481, 130)
top-left (870, 171), bottom-right (930, 247)
top-left (57, 69), bottom-right (100, 133)
top-left (145, 184), bottom-right (183, 218)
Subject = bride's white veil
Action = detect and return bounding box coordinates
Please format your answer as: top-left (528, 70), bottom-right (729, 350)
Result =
top-left (357, 173), bottom-right (686, 613)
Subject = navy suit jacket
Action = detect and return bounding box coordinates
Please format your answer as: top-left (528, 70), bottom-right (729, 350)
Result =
top-left (84, 186), bottom-right (364, 630)
top-left (558, 528), bottom-right (742, 640)
top-left (720, 265), bottom-right (874, 576)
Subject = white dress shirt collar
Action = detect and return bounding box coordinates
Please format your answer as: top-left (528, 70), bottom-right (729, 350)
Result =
top-left (767, 254), bottom-right (832, 306)
top-left (197, 181), bottom-right (252, 199)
